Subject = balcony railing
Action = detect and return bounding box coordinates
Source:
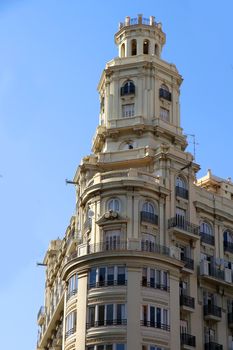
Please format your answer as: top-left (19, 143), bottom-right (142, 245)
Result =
top-left (201, 232), bottom-right (215, 245)
top-left (180, 294), bottom-right (195, 309)
top-left (65, 327), bottom-right (76, 339)
top-left (142, 280), bottom-right (169, 292)
top-left (66, 288), bottom-right (78, 301)
top-left (175, 186), bottom-right (189, 199)
top-left (224, 240), bottom-right (233, 253)
top-left (209, 266), bottom-right (224, 280)
top-left (181, 333), bottom-right (196, 347)
top-left (86, 319), bottom-right (127, 329)
top-left (141, 241), bottom-right (170, 256)
top-left (37, 306), bottom-right (46, 321)
top-left (140, 211), bottom-right (158, 225)
top-left (141, 320), bottom-right (170, 331)
top-left (159, 88), bottom-right (172, 101)
top-left (168, 216), bottom-right (199, 235)
top-left (88, 279), bottom-right (127, 289)
top-left (181, 255), bottom-right (194, 270)
top-left (204, 342), bottom-right (223, 350)
top-left (204, 304), bottom-right (222, 318)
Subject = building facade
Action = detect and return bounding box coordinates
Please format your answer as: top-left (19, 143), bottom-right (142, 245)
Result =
top-left (36, 14), bottom-right (233, 350)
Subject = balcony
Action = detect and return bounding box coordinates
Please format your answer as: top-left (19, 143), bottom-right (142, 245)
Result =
top-left (201, 232), bottom-right (215, 245)
top-left (65, 327), bottom-right (76, 339)
top-left (228, 312), bottom-right (233, 328)
top-left (140, 211), bottom-right (158, 225)
top-left (199, 260), bottom-right (233, 285)
top-left (168, 216), bottom-right (199, 241)
top-left (180, 294), bottom-right (195, 311)
top-left (159, 88), bottom-right (172, 101)
top-left (141, 320), bottom-right (170, 331)
top-left (204, 342), bottom-right (223, 350)
top-left (142, 279), bottom-right (169, 292)
top-left (37, 306), bottom-right (46, 326)
top-left (89, 279), bottom-right (127, 289)
top-left (181, 333), bottom-right (196, 348)
top-left (176, 186), bottom-right (189, 200)
top-left (141, 241), bottom-right (170, 256)
top-left (203, 304), bottom-right (221, 321)
top-left (86, 319), bottom-right (127, 329)
top-left (224, 240), bottom-right (233, 253)
top-left (66, 288), bottom-right (78, 301)
top-left (181, 256), bottom-right (194, 270)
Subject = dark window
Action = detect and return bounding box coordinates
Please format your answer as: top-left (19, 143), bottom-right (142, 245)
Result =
top-left (120, 81), bottom-right (135, 96)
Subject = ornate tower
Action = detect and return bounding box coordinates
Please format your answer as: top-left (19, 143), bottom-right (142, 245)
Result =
top-left (37, 14), bottom-right (233, 350)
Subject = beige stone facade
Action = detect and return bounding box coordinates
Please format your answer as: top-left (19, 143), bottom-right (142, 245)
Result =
top-left (36, 15), bottom-right (233, 350)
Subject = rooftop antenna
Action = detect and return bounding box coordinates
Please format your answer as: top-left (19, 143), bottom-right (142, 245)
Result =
top-left (186, 134), bottom-right (199, 161)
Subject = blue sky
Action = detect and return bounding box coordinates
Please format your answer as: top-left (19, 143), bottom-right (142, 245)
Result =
top-left (0, 1), bottom-right (233, 349)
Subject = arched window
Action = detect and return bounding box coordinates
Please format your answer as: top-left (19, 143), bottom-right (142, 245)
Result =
top-left (224, 230), bottom-right (233, 253)
top-left (154, 44), bottom-right (159, 56)
top-left (176, 176), bottom-right (188, 199)
top-left (200, 222), bottom-right (214, 245)
top-left (131, 39), bottom-right (137, 55)
top-left (107, 198), bottom-right (120, 212)
top-left (121, 43), bottom-right (125, 58)
top-left (159, 84), bottom-right (172, 101)
top-left (141, 201), bottom-right (158, 225)
top-left (120, 80), bottom-right (135, 96)
top-left (143, 39), bottom-right (150, 54)
top-left (141, 233), bottom-right (156, 252)
top-left (142, 201), bottom-right (155, 214)
top-left (176, 176), bottom-right (186, 189)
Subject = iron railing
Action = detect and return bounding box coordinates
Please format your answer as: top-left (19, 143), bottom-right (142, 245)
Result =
top-left (141, 241), bottom-right (170, 256)
top-left (180, 294), bottom-right (195, 309)
top-left (204, 304), bottom-right (222, 318)
top-left (175, 186), bottom-right (189, 199)
top-left (66, 288), bottom-right (78, 301)
top-left (141, 280), bottom-right (169, 292)
top-left (168, 216), bottom-right (199, 235)
top-left (224, 240), bottom-right (233, 253)
top-left (86, 319), bottom-right (127, 329)
top-left (201, 232), bottom-right (215, 245)
top-left (37, 306), bottom-right (46, 321)
top-left (181, 333), bottom-right (196, 347)
top-left (181, 255), bottom-right (194, 270)
top-left (140, 211), bottom-right (158, 225)
top-left (209, 266), bottom-right (224, 280)
top-left (65, 327), bottom-right (76, 339)
top-left (88, 279), bottom-right (127, 289)
top-left (204, 342), bottom-right (223, 350)
top-left (141, 320), bottom-right (170, 331)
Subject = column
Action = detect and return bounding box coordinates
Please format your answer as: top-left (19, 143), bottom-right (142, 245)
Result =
top-left (169, 271), bottom-right (180, 350)
top-left (127, 266), bottom-right (141, 350)
top-left (76, 270), bottom-right (88, 350)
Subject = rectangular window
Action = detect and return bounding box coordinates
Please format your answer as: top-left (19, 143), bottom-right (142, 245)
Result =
top-left (117, 304), bottom-right (125, 324)
top-left (106, 346), bottom-right (113, 350)
top-left (150, 306), bottom-right (155, 327)
top-left (106, 304), bottom-right (114, 325)
top-left (143, 305), bottom-right (147, 325)
top-left (116, 345), bottom-right (125, 350)
top-left (117, 266), bottom-right (125, 285)
top-left (156, 307), bottom-right (161, 328)
top-left (160, 107), bottom-right (169, 122)
top-left (142, 268), bottom-right (147, 286)
top-left (98, 305), bottom-right (105, 326)
top-left (107, 267), bottom-right (114, 286)
top-left (156, 270), bottom-right (161, 288)
top-left (150, 269), bottom-right (155, 288)
top-left (122, 104), bottom-right (134, 118)
top-left (89, 306), bottom-right (95, 327)
top-left (89, 268), bottom-right (97, 288)
top-left (99, 267), bottom-right (106, 286)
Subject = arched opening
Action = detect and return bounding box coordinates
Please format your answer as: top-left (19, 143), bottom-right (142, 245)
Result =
top-left (120, 80), bottom-right (135, 96)
top-left (200, 221), bottom-right (214, 245)
top-left (107, 198), bottom-right (120, 212)
top-left (141, 201), bottom-right (158, 225)
top-left (154, 44), bottom-right (159, 56)
top-left (143, 39), bottom-right (149, 54)
top-left (131, 39), bottom-right (137, 55)
top-left (121, 43), bottom-right (125, 58)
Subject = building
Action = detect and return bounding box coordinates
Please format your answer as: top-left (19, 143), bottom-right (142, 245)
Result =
top-left (36, 14), bottom-right (233, 350)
